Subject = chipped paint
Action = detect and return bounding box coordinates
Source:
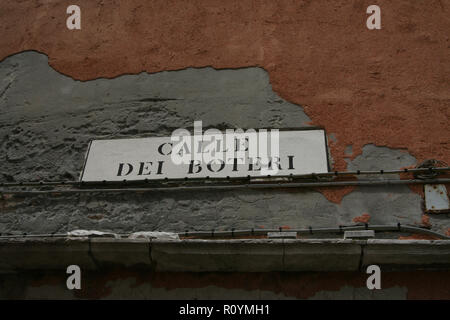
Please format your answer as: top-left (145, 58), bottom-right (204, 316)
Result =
top-left (0, 0), bottom-right (449, 300)
top-left (353, 213), bottom-right (371, 224)
top-left (0, 0), bottom-right (448, 175)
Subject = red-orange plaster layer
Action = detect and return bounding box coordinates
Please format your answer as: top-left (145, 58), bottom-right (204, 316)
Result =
top-left (420, 214), bottom-right (432, 228)
top-left (352, 212), bottom-right (371, 224)
top-left (398, 234), bottom-right (439, 240)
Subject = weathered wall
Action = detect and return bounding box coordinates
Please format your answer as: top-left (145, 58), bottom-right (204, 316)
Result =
top-left (1, 0), bottom-right (449, 172)
top-left (0, 0), bottom-right (449, 300)
top-left (1, 52), bottom-right (447, 236)
top-left (0, 1), bottom-right (449, 235)
top-left (1, 270), bottom-right (449, 300)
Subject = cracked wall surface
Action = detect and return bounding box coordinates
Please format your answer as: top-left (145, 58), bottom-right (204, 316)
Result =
top-left (0, 52), bottom-right (448, 237)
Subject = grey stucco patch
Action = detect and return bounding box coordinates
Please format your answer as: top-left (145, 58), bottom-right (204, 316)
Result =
top-left (340, 144), bottom-right (424, 229)
top-left (346, 144), bottom-right (416, 172)
top-left (338, 186), bottom-right (423, 226)
top-left (0, 51), bottom-right (447, 236)
top-left (0, 185), bottom-right (428, 234)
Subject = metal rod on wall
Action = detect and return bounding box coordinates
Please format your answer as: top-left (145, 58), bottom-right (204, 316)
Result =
top-left (1, 178), bottom-right (449, 195)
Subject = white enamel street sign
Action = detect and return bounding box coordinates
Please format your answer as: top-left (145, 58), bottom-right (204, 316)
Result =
top-left (80, 129), bottom-right (329, 182)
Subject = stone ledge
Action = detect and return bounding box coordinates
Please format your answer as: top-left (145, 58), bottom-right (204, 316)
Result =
top-left (0, 238), bottom-right (448, 273)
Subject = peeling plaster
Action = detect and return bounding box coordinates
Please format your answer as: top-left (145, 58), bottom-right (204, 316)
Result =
top-left (0, 52), bottom-right (448, 236)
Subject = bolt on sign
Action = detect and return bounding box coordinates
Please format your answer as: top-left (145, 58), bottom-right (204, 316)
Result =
top-left (80, 129), bottom-right (329, 183)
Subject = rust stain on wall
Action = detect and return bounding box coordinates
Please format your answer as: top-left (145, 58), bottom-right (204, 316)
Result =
top-left (398, 234), bottom-right (439, 240)
top-left (0, 0), bottom-right (448, 179)
top-left (314, 186), bottom-right (356, 204)
top-left (420, 214), bottom-right (432, 228)
top-left (353, 212), bottom-right (371, 224)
